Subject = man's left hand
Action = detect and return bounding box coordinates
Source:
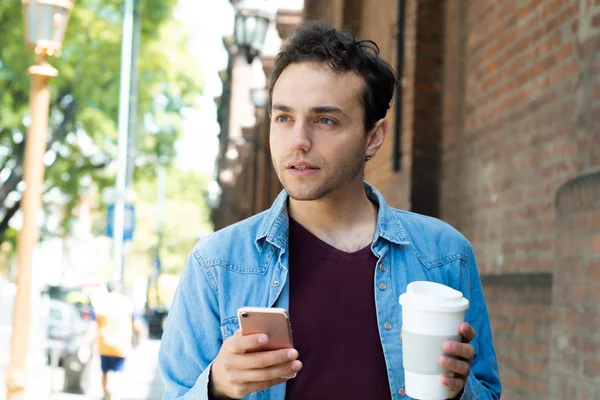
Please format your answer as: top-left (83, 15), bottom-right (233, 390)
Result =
top-left (439, 322), bottom-right (476, 399)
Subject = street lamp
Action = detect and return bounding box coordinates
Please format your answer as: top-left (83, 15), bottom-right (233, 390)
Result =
top-left (23, 0), bottom-right (73, 56)
top-left (6, 1), bottom-right (74, 399)
top-left (234, 0), bottom-right (272, 64)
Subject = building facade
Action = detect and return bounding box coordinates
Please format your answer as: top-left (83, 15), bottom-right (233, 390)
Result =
top-left (213, 1), bottom-right (600, 398)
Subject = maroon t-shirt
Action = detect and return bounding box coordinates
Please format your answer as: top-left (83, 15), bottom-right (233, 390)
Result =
top-left (284, 219), bottom-right (391, 399)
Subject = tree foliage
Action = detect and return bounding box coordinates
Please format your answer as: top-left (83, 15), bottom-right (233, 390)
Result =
top-left (0, 0), bottom-right (204, 261)
top-left (103, 166), bottom-right (212, 282)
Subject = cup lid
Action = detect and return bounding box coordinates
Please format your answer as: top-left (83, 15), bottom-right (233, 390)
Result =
top-left (399, 281), bottom-right (469, 312)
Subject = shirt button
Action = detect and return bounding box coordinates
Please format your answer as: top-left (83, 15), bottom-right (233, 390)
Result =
top-left (379, 264), bottom-right (386, 272)
top-left (384, 322), bottom-right (392, 330)
top-left (399, 387), bottom-right (406, 396)
top-left (272, 280), bottom-right (280, 287)
top-left (379, 282), bottom-right (387, 290)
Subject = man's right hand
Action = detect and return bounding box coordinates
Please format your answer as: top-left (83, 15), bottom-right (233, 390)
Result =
top-left (209, 329), bottom-right (303, 399)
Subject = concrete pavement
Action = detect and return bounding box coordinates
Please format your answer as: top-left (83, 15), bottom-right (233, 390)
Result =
top-left (0, 340), bottom-right (164, 400)
top-left (1, 278), bottom-right (164, 399)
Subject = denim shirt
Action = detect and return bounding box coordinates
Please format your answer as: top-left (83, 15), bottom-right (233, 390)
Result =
top-left (159, 183), bottom-right (502, 400)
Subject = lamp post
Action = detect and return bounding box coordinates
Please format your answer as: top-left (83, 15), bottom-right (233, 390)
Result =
top-left (234, 0), bottom-right (273, 64)
top-left (6, 1), bottom-right (73, 399)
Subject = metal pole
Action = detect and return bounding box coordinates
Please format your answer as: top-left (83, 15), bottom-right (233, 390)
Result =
top-left (154, 163), bottom-right (166, 305)
top-left (6, 57), bottom-right (57, 400)
top-left (156, 163), bottom-right (166, 249)
top-left (126, 1), bottom-right (141, 187)
top-left (113, 0), bottom-right (135, 284)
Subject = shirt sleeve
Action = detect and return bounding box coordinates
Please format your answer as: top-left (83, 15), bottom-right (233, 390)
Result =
top-left (158, 246), bottom-right (222, 399)
top-left (458, 244), bottom-right (502, 400)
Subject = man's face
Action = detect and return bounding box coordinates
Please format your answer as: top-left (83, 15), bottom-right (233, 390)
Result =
top-left (269, 62), bottom-right (369, 201)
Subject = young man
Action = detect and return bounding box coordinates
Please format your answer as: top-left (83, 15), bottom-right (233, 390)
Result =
top-left (159, 21), bottom-right (501, 399)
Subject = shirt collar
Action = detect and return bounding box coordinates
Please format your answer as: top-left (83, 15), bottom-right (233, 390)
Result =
top-left (255, 182), bottom-right (410, 251)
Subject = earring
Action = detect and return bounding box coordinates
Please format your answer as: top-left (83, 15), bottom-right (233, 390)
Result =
top-left (365, 155), bottom-right (372, 161)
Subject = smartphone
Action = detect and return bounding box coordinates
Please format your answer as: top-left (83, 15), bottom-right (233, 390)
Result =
top-left (237, 307), bottom-right (294, 351)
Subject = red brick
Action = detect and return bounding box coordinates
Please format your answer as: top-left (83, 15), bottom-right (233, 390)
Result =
top-left (582, 309), bottom-right (600, 331)
top-left (522, 358), bottom-right (547, 376)
top-left (542, 0), bottom-right (563, 19)
top-left (589, 259), bottom-right (600, 282)
top-left (526, 342), bottom-right (550, 358)
top-left (516, 321), bottom-right (536, 337)
top-left (583, 357), bottom-right (600, 379)
top-left (581, 336), bottom-right (600, 354)
top-left (591, 285), bottom-right (600, 303)
top-left (571, 259), bottom-right (588, 280)
top-left (592, 13), bottom-right (600, 28)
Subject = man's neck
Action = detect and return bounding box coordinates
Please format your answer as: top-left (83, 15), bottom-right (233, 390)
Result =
top-left (288, 181), bottom-right (378, 252)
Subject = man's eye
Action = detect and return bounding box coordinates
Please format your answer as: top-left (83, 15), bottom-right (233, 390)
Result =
top-left (319, 117), bottom-right (336, 125)
top-left (275, 115), bottom-right (290, 123)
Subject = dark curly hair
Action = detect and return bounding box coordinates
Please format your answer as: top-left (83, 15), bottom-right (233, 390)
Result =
top-left (269, 20), bottom-right (397, 132)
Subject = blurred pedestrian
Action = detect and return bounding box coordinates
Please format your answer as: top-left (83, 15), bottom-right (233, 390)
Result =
top-left (159, 20), bottom-right (501, 400)
top-left (78, 281), bottom-right (144, 400)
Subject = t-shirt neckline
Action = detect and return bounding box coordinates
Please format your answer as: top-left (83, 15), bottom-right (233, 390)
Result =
top-left (289, 218), bottom-right (374, 260)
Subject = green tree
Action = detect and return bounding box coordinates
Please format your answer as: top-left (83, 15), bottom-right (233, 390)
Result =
top-left (102, 165), bottom-right (213, 282)
top-left (0, 0), bottom-right (204, 267)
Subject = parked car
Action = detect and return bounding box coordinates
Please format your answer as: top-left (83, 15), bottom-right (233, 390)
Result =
top-left (44, 285), bottom-right (96, 322)
top-left (46, 299), bottom-right (86, 364)
top-left (45, 298), bottom-right (94, 394)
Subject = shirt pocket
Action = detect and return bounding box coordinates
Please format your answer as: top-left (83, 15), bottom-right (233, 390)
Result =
top-left (220, 317), bottom-right (240, 340)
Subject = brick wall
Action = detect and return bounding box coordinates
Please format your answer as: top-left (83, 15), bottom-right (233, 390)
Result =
top-left (484, 277), bottom-right (553, 399)
top-left (440, 0), bottom-right (600, 397)
top-left (441, 0), bottom-right (600, 276)
top-left (551, 172), bottom-right (600, 399)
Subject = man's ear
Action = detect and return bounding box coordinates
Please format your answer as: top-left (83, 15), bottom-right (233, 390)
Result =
top-left (365, 118), bottom-right (388, 159)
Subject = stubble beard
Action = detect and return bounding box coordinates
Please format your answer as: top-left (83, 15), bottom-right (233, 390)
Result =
top-left (275, 146), bottom-right (366, 201)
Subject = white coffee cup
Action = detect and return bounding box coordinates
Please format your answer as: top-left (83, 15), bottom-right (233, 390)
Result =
top-left (399, 281), bottom-right (469, 400)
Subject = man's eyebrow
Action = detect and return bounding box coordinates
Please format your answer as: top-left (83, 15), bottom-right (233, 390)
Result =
top-left (272, 104), bottom-right (293, 112)
top-left (272, 104), bottom-right (348, 118)
top-left (309, 106), bottom-right (348, 117)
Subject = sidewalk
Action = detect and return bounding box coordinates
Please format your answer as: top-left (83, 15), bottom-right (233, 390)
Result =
top-left (0, 340), bottom-right (164, 400)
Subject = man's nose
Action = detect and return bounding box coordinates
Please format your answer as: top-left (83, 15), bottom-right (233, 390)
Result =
top-left (289, 119), bottom-right (312, 153)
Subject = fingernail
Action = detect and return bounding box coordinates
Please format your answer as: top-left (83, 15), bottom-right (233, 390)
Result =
top-left (287, 349), bottom-right (298, 360)
top-left (444, 342), bottom-right (454, 351)
top-left (258, 334), bottom-right (268, 344)
top-left (291, 361), bottom-right (302, 371)
top-left (440, 356), bottom-right (450, 365)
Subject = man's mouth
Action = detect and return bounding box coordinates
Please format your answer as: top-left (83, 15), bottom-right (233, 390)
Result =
top-left (287, 159), bottom-right (320, 170)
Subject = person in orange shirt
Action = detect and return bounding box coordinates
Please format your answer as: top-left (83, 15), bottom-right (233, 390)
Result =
top-left (79, 282), bottom-right (144, 400)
